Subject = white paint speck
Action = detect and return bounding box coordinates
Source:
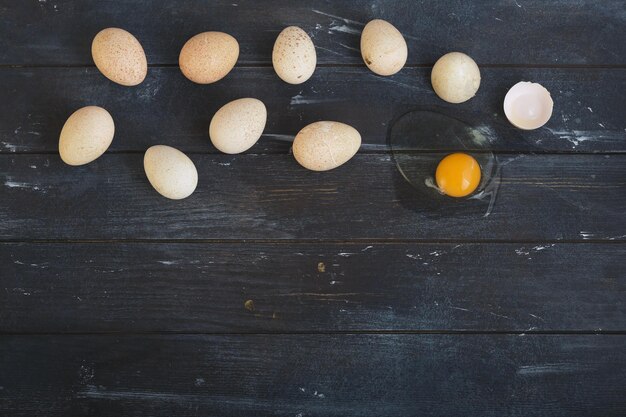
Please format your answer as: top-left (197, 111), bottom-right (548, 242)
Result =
top-left (157, 260), bottom-right (178, 265)
top-left (587, 107), bottom-right (593, 113)
top-left (4, 180), bottom-right (44, 192)
top-left (290, 94), bottom-right (343, 106)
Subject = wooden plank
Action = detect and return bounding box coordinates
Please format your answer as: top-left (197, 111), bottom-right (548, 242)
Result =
top-left (1, 154), bottom-right (624, 240)
top-left (1, 0), bottom-right (625, 66)
top-left (1, 67), bottom-right (624, 154)
top-left (0, 334), bottom-right (624, 416)
top-left (1, 242), bottom-right (624, 333)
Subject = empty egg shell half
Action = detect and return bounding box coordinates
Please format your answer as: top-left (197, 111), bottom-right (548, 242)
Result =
top-left (431, 52), bottom-right (481, 103)
top-left (59, 106), bottom-right (115, 166)
top-left (272, 26), bottom-right (317, 84)
top-left (179, 32), bottom-right (239, 84)
top-left (209, 98), bottom-right (267, 154)
top-left (293, 121), bottom-right (361, 171)
top-left (503, 81), bottom-right (553, 130)
top-left (91, 28), bottom-right (147, 86)
top-left (360, 19), bottom-right (408, 76)
top-left (144, 145), bottom-right (198, 200)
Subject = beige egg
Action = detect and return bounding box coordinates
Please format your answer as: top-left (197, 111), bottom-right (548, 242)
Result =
top-left (209, 98), bottom-right (267, 154)
top-left (91, 28), bottom-right (147, 86)
top-left (272, 26), bottom-right (317, 84)
top-left (179, 32), bottom-right (239, 84)
top-left (293, 121), bottom-right (361, 171)
top-left (59, 106), bottom-right (114, 166)
top-left (144, 145), bottom-right (198, 200)
top-left (431, 52), bottom-right (481, 103)
top-left (360, 19), bottom-right (407, 76)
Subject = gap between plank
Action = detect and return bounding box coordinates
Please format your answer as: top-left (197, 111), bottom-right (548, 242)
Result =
top-left (1, 63), bottom-right (626, 69)
top-left (0, 330), bottom-right (624, 336)
top-left (0, 238), bottom-right (624, 245)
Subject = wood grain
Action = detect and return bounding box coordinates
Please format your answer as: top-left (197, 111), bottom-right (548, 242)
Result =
top-left (1, 334), bottom-right (624, 416)
top-left (1, 67), bottom-right (624, 154)
top-left (1, 0), bottom-right (625, 66)
top-left (1, 154), bottom-right (624, 241)
top-left (1, 242), bottom-right (624, 333)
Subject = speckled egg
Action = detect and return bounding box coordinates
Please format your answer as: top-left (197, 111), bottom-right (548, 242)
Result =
top-left (272, 26), bottom-right (317, 84)
top-left (91, 28), bottom-right (147, 86)
top-left (144, 145), bottom-right (198, 200)
top-left (59, 106), bottom-right (115, 166)
top-left (360, 19), bottom-right (408, 76)
top-left (431, 52), bottom-right (481, 103)
top-left (293, 121), bottom-right (361, 171)
top-left (179, 32), bottom-right (239, 84)
top-left (209, 98), bottom-right (267, 154)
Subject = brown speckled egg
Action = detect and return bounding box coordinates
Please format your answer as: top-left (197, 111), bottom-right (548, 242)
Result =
top-left (59, 106), bottom-right (115, 166)
top-left (431, 52), bottom-right (481, 103)
top-left (293, 121), bottom-right (361, 171)
top-left (91, 28), bottom-right (147, 86)
top-left (209, 98), bottom-right (267, 154)
top-left (144, 145), bottom-right (198, 200)
top-left (360, 19), bottom-right (407, 76)
top-left (179, 32), bottom-right (239, 84)
top-left (272, 26), bottom-right (317, 84)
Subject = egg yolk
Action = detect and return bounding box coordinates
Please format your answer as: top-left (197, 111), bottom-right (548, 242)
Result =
top-left (435, 153), bottom-right (481, 197)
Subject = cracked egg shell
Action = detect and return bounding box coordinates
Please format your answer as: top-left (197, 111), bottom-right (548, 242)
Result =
top-left (272, 26), bottom-right (317, 84)
top-left (431, 52), bottom-right (481, 103)
top-left (179, 32), bottom-right (239, 84)
top-left (144, 145), bottom-right (198, 200)
top-left (91, 28), bottom-right (147, 86)
top-left (59, 106), bottom-right (114, 166)
top-left (360, 19), bottom-right (407, 76)
top-left (503, 81), bottom-right (553, 130)
top-left (293, 121), bottom-right (361, 171)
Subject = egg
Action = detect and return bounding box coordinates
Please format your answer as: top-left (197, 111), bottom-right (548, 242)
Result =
top-left (293, 121), bottom-right (361, 171)
top-left (144, 145), bottom-right (198, 200)
top-left (91, 28), bottom-right (147, 86)
top-left (59, 106), bottom-right (115, 166)
top-left (179, 32), bottom-right (239, 84)
top-left (272, 26), bottom-right (317, 84)
top-left (360, 19), bottom-right (407, 76)
top-left (503, 81), bottom-right (553, 130)
top-left (435, 153), bottom-right (481, 197)
top-left (209, 98), bottom-right (267, 154)
top-left (431, 52), bottom-right (481, 103)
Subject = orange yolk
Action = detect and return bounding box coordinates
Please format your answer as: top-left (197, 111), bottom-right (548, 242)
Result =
top-left (435, 153), bottom-right (481, 197)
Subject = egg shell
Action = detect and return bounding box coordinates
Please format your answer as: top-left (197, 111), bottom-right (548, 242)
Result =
top-left (360, 19), bottom-right (408, 76)
top-left (293, 121), bottom-right (361, 171)
top-left (179, 32), bottom-right (239, 84)
top-left (144, 145), bottom-right (198, 200)
top-left (209, 98), bottom-right (267, 154)
top-left (503, 81), bottom-right (553, 130)
top-left (59, 106), bottom-right (115, 166)
top-left (91, 28), bottom-right (147, 86)
top-left (431, 52), bottom-right (481, 103)
top-left (272, 26), bottom-right (317, 84)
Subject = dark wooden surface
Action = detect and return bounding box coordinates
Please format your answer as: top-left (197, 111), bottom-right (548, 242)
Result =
top-left (1, 1), bottom-right (625, 416)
